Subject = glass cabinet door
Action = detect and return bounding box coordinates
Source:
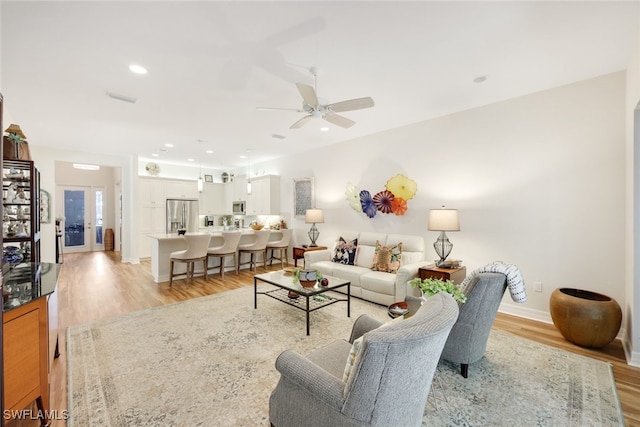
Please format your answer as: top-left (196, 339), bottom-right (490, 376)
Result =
top-left (2, 160), bottom-right (40, 266)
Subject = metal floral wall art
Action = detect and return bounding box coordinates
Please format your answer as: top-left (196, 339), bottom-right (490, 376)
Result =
top-left (345, 174), bottom-right (417, 218)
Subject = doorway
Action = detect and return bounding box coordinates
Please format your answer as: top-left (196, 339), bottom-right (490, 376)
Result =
top-left (59, 186), bottom-right (105, 253)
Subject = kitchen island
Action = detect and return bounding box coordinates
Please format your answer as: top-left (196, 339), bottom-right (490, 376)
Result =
top-left (147, 229), bottom-right (281, 283)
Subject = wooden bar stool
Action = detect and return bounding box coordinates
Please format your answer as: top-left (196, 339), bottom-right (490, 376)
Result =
top-left (238, 229), bottom-right (271, 272)
top-left (207, 231), bottom-right (242, 279)
top-left (266, 228), bottom-right (293, 269)
top-left (169, 233), bottom-right (211, 287)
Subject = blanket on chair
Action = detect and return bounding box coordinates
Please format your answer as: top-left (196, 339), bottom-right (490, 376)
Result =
top-left (462, 261), bottom-right (527, 303)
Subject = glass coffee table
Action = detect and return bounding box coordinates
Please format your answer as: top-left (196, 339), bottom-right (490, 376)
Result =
top-left (254, 270), bottom-right (350, 335)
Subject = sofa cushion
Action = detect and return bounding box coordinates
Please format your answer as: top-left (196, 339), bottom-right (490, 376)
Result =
top-left (331, 264), bottom-right (370, 287)
top-left (372, 241), bottom-right (403, 273)
top-left (332, 237), bottom-right (358, 265)
top-left (360, 271), bottom-right (398, 296)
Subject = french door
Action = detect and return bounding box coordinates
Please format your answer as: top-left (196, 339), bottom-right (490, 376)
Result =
top-left (59, 186), bottom-right (105, 253)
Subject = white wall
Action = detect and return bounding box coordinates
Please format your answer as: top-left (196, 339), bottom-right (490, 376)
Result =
top-left (259, 72), bottom-right (626, 325)
top-left (625, 12), bottom-right (640, 366)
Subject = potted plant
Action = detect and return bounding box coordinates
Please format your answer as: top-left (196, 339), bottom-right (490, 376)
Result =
top-left (408, 277), bottom-right (467, 303)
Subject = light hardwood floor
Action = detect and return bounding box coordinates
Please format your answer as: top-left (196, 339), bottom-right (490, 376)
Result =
top-left (8, 251), bottom-right (640, 426)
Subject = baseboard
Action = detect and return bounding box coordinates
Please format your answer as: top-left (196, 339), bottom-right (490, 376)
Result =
top-left (498, 302), bottom-right (553, 324)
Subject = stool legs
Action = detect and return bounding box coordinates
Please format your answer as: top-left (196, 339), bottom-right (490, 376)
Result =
top-left (170, 261), bottom-right (175, 287)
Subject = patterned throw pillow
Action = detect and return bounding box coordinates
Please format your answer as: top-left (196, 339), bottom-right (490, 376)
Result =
top-left (342, 316), bottom-right (404, 383)
top-left (371, 241), bottom-right (403, 273)
top-left (342, 335), bottom-right (363, 383)
top-left (332, 237), bottom-right (358, 265)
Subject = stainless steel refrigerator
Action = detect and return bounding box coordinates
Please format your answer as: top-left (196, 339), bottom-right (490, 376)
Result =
top-left (166, 199), bottom-right (199, 233)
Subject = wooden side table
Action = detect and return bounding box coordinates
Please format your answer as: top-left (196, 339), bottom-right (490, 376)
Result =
top-left (292, 245), bottom-right (328, 267)
top-left (419, 265), bottom-right (467, 285)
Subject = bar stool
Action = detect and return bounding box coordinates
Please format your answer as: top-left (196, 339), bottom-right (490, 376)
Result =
top-left (169, 233), bottom-right (211, 288)
top-left (238, 229), bottom-right (271, 272)
top-left (266, 228), bottom-right (293, 269)
top-left (207, 231), bottom-right (242, 279)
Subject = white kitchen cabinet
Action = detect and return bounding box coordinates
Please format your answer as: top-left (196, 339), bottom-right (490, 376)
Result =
top-left (232, 175), bottom-right (248, 202)
top-left (199, 182), bottom-right (227, 215)
top-left (139, 177), bottom-right (166, 207)
top-left (166, 179), bottom-right (199, 199)
top-left (246, 175), bottom-right (280, 215)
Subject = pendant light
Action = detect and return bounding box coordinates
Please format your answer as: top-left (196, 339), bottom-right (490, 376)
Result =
top-left (246, 149), bottom-right (252, 195)
top-left (197, 140), bottom-right (204, 193)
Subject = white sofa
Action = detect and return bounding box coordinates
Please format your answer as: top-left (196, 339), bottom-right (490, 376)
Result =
top-left (303, 231), bottom-right (428, 306)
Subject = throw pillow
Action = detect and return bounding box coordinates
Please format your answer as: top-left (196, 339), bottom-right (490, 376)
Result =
top-left (332, 237), bottom-right (358, 265)
top-left (342, 316), bottom-right (404, 383)
top-left (371, 241), bottom-right (403, 273)
top-left (342, 335), bottom-right (363, 383)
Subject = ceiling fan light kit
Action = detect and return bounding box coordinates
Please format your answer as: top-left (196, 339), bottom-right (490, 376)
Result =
top-left (258, 68), bottom-right (375, 130)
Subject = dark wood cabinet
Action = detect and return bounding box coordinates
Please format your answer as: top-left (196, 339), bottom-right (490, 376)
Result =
top-left (2, 159), bottom-right (41, 264)
top-left (419, 265), bottom-right (467, 285)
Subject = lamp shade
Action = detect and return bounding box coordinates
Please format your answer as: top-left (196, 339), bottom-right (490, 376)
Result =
top-left (428, 208), bottom-right (460, 231)
top-left (305, 209), bottom-right (324, 224)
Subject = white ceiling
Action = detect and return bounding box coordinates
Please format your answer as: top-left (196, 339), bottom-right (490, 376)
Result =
top-left (1, 1), bottom-right (638, 172)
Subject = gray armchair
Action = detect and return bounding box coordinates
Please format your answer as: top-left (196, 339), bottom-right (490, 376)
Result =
top-left (440, 272), bottom-right (508, 378)
top-left (269, 292), bottom-right (459, 427)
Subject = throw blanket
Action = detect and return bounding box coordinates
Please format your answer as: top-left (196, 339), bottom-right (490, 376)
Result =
top-left (462, 261), bottom-right (527, 303)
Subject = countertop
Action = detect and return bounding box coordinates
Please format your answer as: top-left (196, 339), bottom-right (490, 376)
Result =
top-left (147, 229), bottom-right (279, 240)
top-left (2, 262), bottom-right (60, 312)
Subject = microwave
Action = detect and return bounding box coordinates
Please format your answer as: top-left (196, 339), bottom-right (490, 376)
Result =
top-left (232, 200), bottom-right (246, 215)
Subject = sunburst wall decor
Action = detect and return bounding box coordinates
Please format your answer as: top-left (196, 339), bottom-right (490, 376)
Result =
top-left (345, 174), bottom-right (417, 218)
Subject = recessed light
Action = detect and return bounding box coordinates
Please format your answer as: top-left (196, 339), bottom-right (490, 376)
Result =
top-left (165, 143), bottom-right (174, 148)
top-left (152, 153), bottom-right (159, 157)
top-left (320, 126), bottom-right (329, 132)
top-left (239, 155), bottom-right (247, 159)
top-left (473, 76), bottom-right (487, 83)
top-left (187, 158), bottom-right (195, 162)
top-left (206, 150), bottom-right (214, 154)
top-left (129, 64), bottom-right (148, 75)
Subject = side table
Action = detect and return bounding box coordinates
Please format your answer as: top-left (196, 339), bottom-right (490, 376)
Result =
top-left (419, 265), bottom-right (466, 285)
top-left (292, 245), bottom-right (328, 267)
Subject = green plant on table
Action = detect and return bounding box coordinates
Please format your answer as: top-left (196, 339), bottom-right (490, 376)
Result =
top-left (408, 277), bottom-right (467, 303)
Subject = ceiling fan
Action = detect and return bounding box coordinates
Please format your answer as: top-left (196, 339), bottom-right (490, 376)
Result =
top-left (257, 67), bottom-right (375, 129)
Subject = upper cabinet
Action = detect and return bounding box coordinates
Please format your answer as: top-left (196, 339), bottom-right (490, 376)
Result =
top-left (138, 177), bottom-right (166, 207)
top-left (166, 180), bottom-right (199, 199)
top-left (2, 160), bottom-right (41, 264)
top-left (232, 175), bottom-right (247, 202)
top-left (246, 175), bottom-right (280, 215)
top-left (199, 182), bottom-right (232, 215)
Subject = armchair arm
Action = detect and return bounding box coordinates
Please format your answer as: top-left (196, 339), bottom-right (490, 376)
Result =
top-left (275, 349), bottom-right (345, 410)
top-left (394, 261), bottom-right (432, 300)
top-left (349, 314), bottom-right (383, 343)
top-left (303, 249), bottom-right (331, 266)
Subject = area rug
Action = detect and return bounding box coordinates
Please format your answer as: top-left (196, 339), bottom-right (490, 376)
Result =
top-left (67, 286), bottom-right (624, 426)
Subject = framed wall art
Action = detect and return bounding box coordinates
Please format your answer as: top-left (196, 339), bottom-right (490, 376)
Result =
top-left (293, 177), bottom-right (315, 219)
top-left (204, 174), bottom-right (213, 183)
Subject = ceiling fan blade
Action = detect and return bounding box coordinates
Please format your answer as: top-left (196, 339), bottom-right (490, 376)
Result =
top-left (296, 83), bottom-right (319, 106)
top-left (290, 115), bottom-right (314, 129)
top-left (328, 97), bottom-right (375, 113)
top-left (323, 113), bottom-right (355, 128)
top-left (256, 106), bottom-right (304, 112)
